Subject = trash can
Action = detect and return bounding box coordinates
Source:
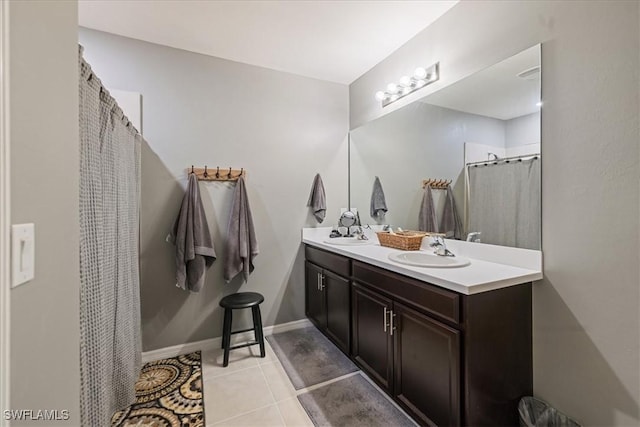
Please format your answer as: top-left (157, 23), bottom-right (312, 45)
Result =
top-left (518, 397), bottom-right (581, 427)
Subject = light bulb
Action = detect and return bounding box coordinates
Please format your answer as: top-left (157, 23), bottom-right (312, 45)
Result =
top-left (399, 76), bottom-right (411, 87)
top-left (389, 94), bottom-right (399, 102)
top-left (401, 87), bottom-right (411, 95)
top-left (536, 101), bottom-right (543, 107)
top-left (375, 91), bottom-right (386, 101)
top-left (414, 67), bottom-right (427, 79)
top-left (387, 83), bottom-right (398, 92)
top-left (415, 79), bottom-right (426, 88)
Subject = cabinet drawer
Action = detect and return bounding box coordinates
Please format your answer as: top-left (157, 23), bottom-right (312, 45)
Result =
top-left (353, 261), bottom-right (460, 325)
top-left (305, 245), bottom-right (351, 277)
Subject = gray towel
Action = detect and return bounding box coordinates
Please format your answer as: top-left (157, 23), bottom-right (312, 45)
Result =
top-left (440, 185), bottom-right (463, 239)
top-left (224, 176), bottom-right (258, 283)
top-left (370, 176), bottom-right (388, 220)
top-left (170, 173), bottom-right (216, 292)
top-left (307, 173), bottom-right (326, 223)
top-left (418, 185), bottom-right (438, 232)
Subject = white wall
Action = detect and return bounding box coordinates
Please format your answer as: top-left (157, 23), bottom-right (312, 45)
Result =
top-left (8, 0), bottom-right (80, 424)
top-left (505, 111), bottom-right (540, 148)
top-left (350, 1), bottom-right (639, 425)
top-left (79, 28), bottom-right (349, 352)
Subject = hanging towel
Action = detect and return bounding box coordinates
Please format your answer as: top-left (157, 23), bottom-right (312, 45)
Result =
top-left (418, 186), bottom-right (438, 232)
top-left (307, 173), bottom-right (327, 223)
top-left (370, 176), bottom-right (388, 220)
top-left (224, 176), bottom-right (259, 283)
top-left (440, 185), bottom-right (463, 239)
top-left (170, 173), bottom-right (216, 292)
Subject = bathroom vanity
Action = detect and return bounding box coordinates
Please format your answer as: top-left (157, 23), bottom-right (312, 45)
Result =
top-left (303, 228), bottom-right (542, 427)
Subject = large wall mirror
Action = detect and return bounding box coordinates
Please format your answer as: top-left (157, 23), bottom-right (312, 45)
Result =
top-left (349, 44), bottom-right (541, 250)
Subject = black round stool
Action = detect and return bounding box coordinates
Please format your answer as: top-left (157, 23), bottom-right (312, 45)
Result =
top-left (219, 292), bottom-right (265, 367)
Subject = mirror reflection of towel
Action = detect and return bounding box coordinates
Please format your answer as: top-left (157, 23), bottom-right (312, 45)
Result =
top-left (370, 176), bottom-right (388, 220)
top-left (440, 185), bottom-right (463, 239)
top-left (170, 173), bottom-right (216, 292)
top-left (224, 176), bottom-right (259, 283)
top-left (307, 173), bottom-right (326, 223)
top-left (418, 186), bottom-right (438, 232)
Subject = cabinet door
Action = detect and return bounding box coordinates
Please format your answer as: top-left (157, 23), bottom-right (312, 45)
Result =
top-left (324, 270), bottom-right (350, 354)
top-left (305, 262), bottom-right (325, 329)
top-left (393, 302), bottom-right (461, 427)
top-left (352, 282), bottom-right (393, 391)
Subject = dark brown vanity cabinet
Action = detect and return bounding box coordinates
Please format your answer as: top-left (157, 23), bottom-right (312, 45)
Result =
top-left (304, 246), bottom-right (351, 354)
top-left (351, 283), bottom-right (394, 389)
top-left (393, 301), bottom-right (461, 427)
top-left (304, 245), bottom-right (532, 427)
top-left (351, 260), bottom-right (532, 427)
top-left (352, 264), bottom-right (461, 427)
top-left (351, 282), bottom-right (461, 426)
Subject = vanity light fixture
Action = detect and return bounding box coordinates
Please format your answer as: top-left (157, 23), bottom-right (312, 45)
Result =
top-left (375, 63), bottom-right (439, 107)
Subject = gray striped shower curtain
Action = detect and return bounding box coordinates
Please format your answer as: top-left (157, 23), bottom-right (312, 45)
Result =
top-left (79, 47), bottom-right (142, 426)
top-left (468, 157), bottom-right (541, 250)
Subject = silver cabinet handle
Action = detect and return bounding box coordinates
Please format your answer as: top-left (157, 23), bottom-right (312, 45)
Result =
top-left (383, 307), bottom-right (388, 332)
top-left (317, 273), bottom-right (320, 291)
top-left (390, 310), bottom-right (396, 336)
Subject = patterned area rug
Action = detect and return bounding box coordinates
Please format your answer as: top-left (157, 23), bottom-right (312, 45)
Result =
top-left (111, 351), bottom-right (205, 427)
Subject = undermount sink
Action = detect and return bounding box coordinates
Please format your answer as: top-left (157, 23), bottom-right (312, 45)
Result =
top-left (388, 251), bottom-right (471, 268)
top-left (323, 237), bottom-right (374, 246)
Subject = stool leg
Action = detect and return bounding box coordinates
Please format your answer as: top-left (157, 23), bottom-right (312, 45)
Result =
top-left (222, 308), bottom-right (230, 349)
top-left (252, 305), bottom-right (265, 358)
top-left (223, 308), bottom-right (233, 367)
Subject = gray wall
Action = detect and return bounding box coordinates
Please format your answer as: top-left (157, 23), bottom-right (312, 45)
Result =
top-left (350, 1), bottom-right (639, 425)
top-left (350, 102), bottom-right (504, 229)
top-left (505, 112), bottom-right (540, 148)
top-left (79, 28), bottom-right (349, 352)
top-left (9, 1), bottom-right (80, 425)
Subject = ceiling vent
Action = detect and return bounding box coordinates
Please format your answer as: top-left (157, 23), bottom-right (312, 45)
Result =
top-left (517, 66), bottom-right (540, 80)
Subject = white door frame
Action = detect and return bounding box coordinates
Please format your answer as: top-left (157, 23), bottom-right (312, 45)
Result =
top-left (0, 0), bottom-right (11, 424)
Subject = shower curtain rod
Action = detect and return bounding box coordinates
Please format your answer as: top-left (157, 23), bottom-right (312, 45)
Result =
top-left (79, 45), bottom-right (142, 139)
top-left (466, 153), bottom-right (540, 167)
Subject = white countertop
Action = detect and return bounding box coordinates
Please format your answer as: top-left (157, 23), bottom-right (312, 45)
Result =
top-left (302, 227), bottom-right (543, 295)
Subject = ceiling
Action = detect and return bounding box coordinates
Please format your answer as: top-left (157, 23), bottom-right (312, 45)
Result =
top-left (78, 0), bottom-right (459, 85)
top-left (423, 45), bottom-right (541, 120)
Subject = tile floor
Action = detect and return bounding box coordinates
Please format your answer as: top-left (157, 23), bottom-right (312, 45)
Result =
top-left (201, 339), bottom-right (311, 426)
top-left (200, 338), bottom-right (407, 427)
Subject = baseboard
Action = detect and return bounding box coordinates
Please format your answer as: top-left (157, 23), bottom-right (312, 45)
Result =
top-left (142, 318), bottom-right (312, 363)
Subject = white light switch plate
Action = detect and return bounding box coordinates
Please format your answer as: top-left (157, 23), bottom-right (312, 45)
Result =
top-left (11, 223), bottom-right (35, 288)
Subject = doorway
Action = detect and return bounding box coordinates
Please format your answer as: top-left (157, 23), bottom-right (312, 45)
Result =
top-left (0, 0), bottom-right (11, 423)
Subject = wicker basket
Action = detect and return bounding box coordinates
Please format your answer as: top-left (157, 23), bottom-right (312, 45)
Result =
top-left (376, 231), bottom-right (427, 251)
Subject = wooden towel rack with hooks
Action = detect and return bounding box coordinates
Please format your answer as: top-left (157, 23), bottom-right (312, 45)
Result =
top-left (188, 166), bottom-right (246, 182)
top-left (421, 178), bottom-right (452, 189)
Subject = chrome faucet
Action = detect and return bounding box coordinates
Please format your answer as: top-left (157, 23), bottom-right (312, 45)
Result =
top-left (352, 226), bottom-right (369, 240)
top-left (466, 232), bottom-right (481, 243)
top-left (430, 236), bottom-right (455, 257)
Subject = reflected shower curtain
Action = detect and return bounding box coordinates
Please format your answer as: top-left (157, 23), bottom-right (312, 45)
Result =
top-left (79, 47), bottom-right (142, 425)
top-left (468, 158), bottom-right (540, 249)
